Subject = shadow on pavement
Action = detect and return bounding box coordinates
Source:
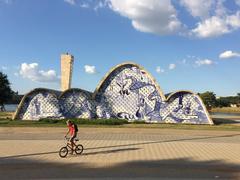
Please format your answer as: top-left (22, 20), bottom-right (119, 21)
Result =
top-left (0, 157), bottom-right (239, 179)
top-left (0, 147), bottom-right (140, 159)
top-left (83, 147), bottom-right (140, 156)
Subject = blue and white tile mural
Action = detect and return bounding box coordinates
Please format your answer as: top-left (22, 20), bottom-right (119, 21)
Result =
top-left (60, 89), bottom-right (95, 119)
top-left (94, 64), bottom-right (165, 121)
top-left (163, 92), bottom-right (211, 124)
top-left (16, 89), bottom-right (62, 120)
top-left (14, 63), bottom-right (213, 124)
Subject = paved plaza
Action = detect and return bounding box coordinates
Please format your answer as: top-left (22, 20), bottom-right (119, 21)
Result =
top-left (0, 127), bottom-right (240, 179)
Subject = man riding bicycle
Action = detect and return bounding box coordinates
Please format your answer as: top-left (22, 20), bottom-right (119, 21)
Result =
top-left (65, 120), bottom-right (78, 153)
top-left (59, 120), bottom-right (82, 157)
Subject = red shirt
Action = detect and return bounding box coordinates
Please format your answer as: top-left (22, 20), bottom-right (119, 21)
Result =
top-left (68, 124), bottom-right (75, 136)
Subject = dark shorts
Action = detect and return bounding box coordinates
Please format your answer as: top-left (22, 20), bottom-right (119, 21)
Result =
top-left (70, 133), bottom-right (77, 142)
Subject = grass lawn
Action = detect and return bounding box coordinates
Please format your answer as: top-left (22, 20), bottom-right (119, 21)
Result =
top-left (0, 118), bottom-right (239, 131)
top-left (0, 112), bottom-right (13, 119)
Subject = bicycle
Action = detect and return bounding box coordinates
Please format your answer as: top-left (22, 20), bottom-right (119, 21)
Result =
top-left (59, 137), bottom-right (84, 158)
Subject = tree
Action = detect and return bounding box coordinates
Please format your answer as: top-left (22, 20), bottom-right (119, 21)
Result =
top-left (216, 98), bottom-right (230, 107)
top-left (0, 72), bottom-right (13, 111)
top-left (198, 91), bottom-right (217, 109)
top-left (237, 93), bottom-right (240, 102)
top-left (8, 91), bottom-right (23, 104)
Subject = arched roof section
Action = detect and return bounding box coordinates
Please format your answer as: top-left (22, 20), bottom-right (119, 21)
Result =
top-left (166, 90), bottom-right (195, 101)
top-left (92, 62), bottom-right (166, 101)
top-left (12, 88), bottom-right (60, 120)
top-left (166, 90), bottom-right (213, 125)
top-left (59, 88), bottom-right (95, 119)
top-left (59, 88), bottom-right (93, 99)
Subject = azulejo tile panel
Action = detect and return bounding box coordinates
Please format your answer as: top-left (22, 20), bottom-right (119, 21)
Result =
top-left (17, 89), bottom-right (62, 120)
top-left (59, 89), bottom-right (95, 119)
top-left (14, 63), bottom-right (213, 124)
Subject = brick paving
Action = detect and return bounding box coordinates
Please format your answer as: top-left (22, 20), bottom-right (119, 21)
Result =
top-left (0, 127), bottom-right (239, 179)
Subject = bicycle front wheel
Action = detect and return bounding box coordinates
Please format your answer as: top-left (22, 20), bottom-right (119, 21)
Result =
top-left (59, 147), bottom-right (68, 158)
top-left (75, 144), bottom-right (83, 155)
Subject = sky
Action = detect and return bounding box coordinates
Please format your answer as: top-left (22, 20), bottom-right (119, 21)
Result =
top-left (0, 0), bottom-right (239, 96)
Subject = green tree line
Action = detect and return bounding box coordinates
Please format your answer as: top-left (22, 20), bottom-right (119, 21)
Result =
top-left (0, 72), bottom-right (23, 110)
top-left (198, 91), bottom-right (240, 109)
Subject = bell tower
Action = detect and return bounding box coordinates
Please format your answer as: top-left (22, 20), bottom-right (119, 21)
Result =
top-left (61, 53), bottom-right (74, 91)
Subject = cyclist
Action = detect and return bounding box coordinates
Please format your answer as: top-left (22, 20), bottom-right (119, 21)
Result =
top-left (65, 120), bottom-right (78, 153)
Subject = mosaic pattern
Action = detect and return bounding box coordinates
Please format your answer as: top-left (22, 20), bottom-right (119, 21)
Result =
top-left (14, 63), bottom-right (213, 124)
top-left (17, 89), bottom-right (62, 120)
top-left (60, 89), bottom-right (95, 119)
top-left (95, 64), bottom-right (164, 121)
top-left (162, 92), bottom-right (210, 124)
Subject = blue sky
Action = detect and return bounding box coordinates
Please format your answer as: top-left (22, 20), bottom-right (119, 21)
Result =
top-left (0, 0), bottom-right (239, 96)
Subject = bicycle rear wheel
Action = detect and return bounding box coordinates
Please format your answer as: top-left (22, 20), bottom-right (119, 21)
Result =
top-left (59, 147), bottom-right (68, 158)
top-left (75, 144), bottom-right (83, 155)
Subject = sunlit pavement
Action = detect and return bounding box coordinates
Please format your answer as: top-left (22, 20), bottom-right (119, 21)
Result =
top-left (0, 127), bottom-right (240, 179)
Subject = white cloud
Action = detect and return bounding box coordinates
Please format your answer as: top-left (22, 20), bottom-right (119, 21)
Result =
top-left (107, 0), bottom-right (240, 38)
top-left (66, 0), bottom-right (107, 10)
top-left (63, 0), bottom-right (240, 38)
top-left (64, 0), bottom-right (76, 6)
top-left (227, 11), bottom-right (240, 28)
top-left (191, 11), bottom-right (240, 38)
top-left (169, 63), bottom-right (176, 70)
top-left (19, 63), bottom-right (59, 83)
top-left (84, 65), bottom-right (96, 74)
top-left (219, 50), bottom-right (240, 59)
top-left (181, 0), bottom-right (239, 37)
top-left (1, 66), bottom-right (7, 70)
top-left (94, 1), bottom-right (108, 11)
top-left (80, 3), bottom-right (89, 8)
top-left (236, 0), bottom-right (240, 6)
top-left (180, 0), bottom-right (213, 19)
top-left (156, 66), bottom-right (164, 73)
top-left (191, 16), bottom-right (229, 38)
top-left (215, 0), bottom-right (227, 17)
top-left (195, 59), bottom-right (214, 66)
top-left (108, 0), bottom-right (183, 35)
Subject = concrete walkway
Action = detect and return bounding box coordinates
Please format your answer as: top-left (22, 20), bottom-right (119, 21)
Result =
top-left (0, 127), bottom-right (239, 179)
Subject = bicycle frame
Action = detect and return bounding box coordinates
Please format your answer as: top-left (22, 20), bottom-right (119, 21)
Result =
top-left (65, 138), bottom-right (78, 151)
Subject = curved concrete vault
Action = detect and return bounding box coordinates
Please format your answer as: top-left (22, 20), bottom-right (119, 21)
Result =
top-left (13, 62), bottom-right (213, 125)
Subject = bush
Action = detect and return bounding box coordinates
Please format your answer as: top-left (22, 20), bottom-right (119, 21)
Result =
top-left (38, 118), bottom-right (128, 125)
top-left (131, 120), bottom-right (146, 124)
top-left (39, 119), bottom-right (60, 124)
